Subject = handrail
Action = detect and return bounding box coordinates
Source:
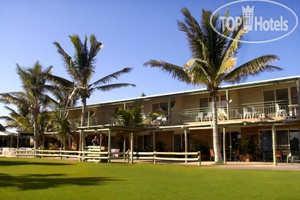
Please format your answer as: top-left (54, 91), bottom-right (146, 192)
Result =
top-left (15, 149), bottom-right (201, 166)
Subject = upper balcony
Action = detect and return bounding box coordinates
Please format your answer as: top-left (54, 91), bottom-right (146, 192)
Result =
top-left (73, 100), bottom-right (299, 128)
top-left (169, 100), bottom-right (299, 125)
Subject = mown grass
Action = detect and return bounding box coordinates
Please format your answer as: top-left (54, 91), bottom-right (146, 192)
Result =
top-left (0, 157), bottom-right (300, 200)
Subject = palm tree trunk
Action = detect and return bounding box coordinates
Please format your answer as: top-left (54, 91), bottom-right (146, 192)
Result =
top-left (33, 113), bottom-right (38, 150)
top-left (80, 98), bottom-right (87, 151)
top-left (211, 95), bottom-right (223, 163)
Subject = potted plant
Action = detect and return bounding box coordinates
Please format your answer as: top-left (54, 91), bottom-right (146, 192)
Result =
top-left (239, 136), bottom-right (256, 162)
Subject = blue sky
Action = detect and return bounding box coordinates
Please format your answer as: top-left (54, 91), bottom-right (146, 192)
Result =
top-left (0, 0), bottom-right (299, 119)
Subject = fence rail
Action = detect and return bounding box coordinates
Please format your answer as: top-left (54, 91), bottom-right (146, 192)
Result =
top-left (13, 149), bottom-right (201, 166)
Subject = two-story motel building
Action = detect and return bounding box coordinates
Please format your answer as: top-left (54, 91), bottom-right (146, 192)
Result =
top-left (62, 76), bottom-right (300, 162)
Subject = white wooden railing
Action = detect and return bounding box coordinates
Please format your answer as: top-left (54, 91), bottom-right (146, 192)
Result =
top-left (14, 148), bottom-right (201, 166)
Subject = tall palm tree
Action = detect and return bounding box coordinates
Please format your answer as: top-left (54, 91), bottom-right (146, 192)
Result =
top-left (52, 34), bottom-right (135, 150)
top-left (0, 106), bottom-right (32, 132)
top-left (144, 8), bottom-right (282, 163)
top-left (0, 62), bottom-right (57, 149)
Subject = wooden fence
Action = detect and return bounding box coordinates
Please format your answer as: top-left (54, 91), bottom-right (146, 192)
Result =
top-left (15, 148), bottom-right (201, 166)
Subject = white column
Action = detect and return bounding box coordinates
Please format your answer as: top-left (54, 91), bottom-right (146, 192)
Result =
top-left (123, 134), bottom-right (126, 159)
top-left (184, 128), bottom-right (188, 163)
top-left (87, 109), bottom-right (90, 127)
top-left (108, 129), bottom-right (111, 163)
top-left (17, 132), bottom-right (20, 149)
top-left (130, 133), bottom-right (134, 164)
top-left (223, 127), bottom-right (226, 164)
top-left (272, 125), bottom-right (277, 166)
top-left (152, 131), bottom-right (156, 152)
top-left (99, 132), bottom-right (102, 150)
top-left (226, 90), bottom-right (229, 120)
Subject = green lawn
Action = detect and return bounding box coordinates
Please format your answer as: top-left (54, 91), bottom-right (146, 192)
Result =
top-left (0, 158), bottom-right (299, 200)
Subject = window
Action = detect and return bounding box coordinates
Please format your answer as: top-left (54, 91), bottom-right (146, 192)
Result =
top-left (152, 103), bottom-right (160, 111)
top-left (291, 87), bottom-right (299, 105)
top-left (199, 98), bottom-right (209, 108)
top-left (174, 134), bottom-right (183, 152)
top-left (152, 101), bottom-right (176, 113)
top-left (263, 89), bottom-right (289, 104)
top-left (199, 95), bottom-right (226, 110)
top-left (263, 90), bottom-right (275, 102)
top-left (137, 135), bottom-right (150, 151)
top-left (290, 130), bottom-right (300, 152)
top-left (276, 130), bottom-right (289, 150)
top-left (220, 95), bottom-right (227, 108)
top-left (260, 131), bottom-right (272, 152)
top-left (160, 102), bottom-right (168, 112)
top-left (276, 88), bottom-right (288, 105)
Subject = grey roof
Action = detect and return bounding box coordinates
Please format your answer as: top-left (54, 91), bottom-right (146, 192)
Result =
top-left (69, 75), bottom-right (300, 110)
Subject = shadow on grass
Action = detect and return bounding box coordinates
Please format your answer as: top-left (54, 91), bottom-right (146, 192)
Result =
top-left (0, 173), bottom-right (123, 190)
top-left (0, 160), bottom-right (72, 166)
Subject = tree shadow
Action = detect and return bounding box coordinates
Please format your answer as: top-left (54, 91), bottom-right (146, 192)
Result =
top-left (0, 160), bottom-right (73, 166)
top-left (0, 173), bottom-right (123, 190)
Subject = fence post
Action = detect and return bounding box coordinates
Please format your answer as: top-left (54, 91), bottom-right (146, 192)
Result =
top-left (198, 151), bottom-right (201, 166)
top-left (60, 149), bottom-right (62, 160)
top-left (78, 150), bottom-right (82, 162)
top-left (126, 150), bottom-right (129, 164)
top-left (153, 151), bottom-right (156, 165)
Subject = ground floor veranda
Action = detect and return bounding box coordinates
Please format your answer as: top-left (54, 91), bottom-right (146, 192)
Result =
top-left (3, 120), bottom-right (300, 164)
top-left (51, 120), bottom-right (299, 163)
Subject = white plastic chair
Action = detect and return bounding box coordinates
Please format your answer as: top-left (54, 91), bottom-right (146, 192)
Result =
top-left (276, 104), bottom-right (287, 118)
top-left (218, 108), bottom-right (228, 120)
top-left (243, 107), bottom-right (251, 119)
top-left (204, 111), bottom-right (213, 121)
top-left (195, 112), bottom-right (204, 122)
top-left (251, 106), bottom-right (259, 118)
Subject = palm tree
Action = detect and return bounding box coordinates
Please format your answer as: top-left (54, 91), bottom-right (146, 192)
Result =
top-left (52, 34), bottom-right (135, 150)
top-left (45, 86), bottom-right (79, 149)
top-left (144, 8), bottom-right (282, 163)
top-left (0, 106), bottom-right (32, 132)
top-left (0, 62), bottom-right (57, 149)
top-left (115, 101), bottom-right (164, 127)
top-left (0, 123), bottom-right (5, 132)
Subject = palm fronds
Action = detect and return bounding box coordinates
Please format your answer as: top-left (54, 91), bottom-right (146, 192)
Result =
top-left (144, 60), bottom-right (190, 83)
top-left (224, 55), bottom-right (281, 83)
top-left (92, 67), bottom-right (133, 86)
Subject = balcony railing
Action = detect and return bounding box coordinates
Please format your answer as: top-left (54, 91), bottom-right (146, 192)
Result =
top-left (69, 100), bottom-right (299, 128)
top-left (170, 100), bottom-right (299, 124)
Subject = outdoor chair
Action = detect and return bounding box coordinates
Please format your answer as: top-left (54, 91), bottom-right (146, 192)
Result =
top-left (209, 149), bottom-right (215, 161)
top-left (276, 150), bottom-right (282, 163)
top-left (234, 150), bottom-right (240, 161)
top-left (287, 151), bottom-right (300, 163)
top-left (204, 111), bottom-right (213, 121)
top-left (141, 113), bottom-right (147, 121)
top-left (152, 116), bottom-right (162, 125)
top-left (243, 107), bottom-right (251, 119)
top-left (251, 106), bottom-right (259, 118)
top-left (195, 112), bottom-right (204, 122)
top-left (275, 104), bottom-right (287, 118)
top-left (233, 108), bottom-right (242, 119)
top-left (152, 116), bottom-right (167, 125)
top-left (218, 108), bottom-right (228, 120)
top-left (116, 115), bottom-right (125, 126)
